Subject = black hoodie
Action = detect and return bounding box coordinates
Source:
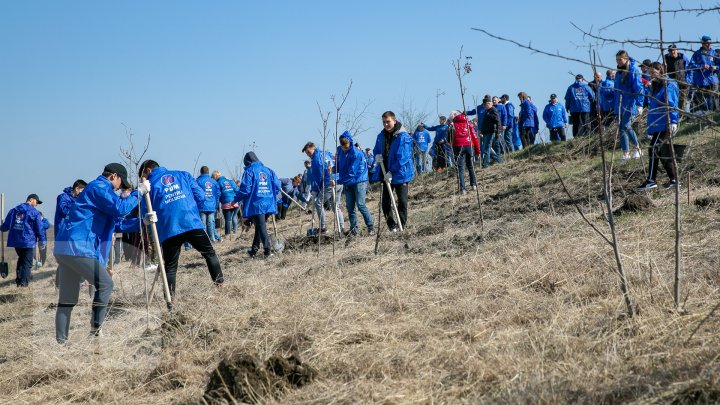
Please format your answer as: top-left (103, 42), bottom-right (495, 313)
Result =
top-left (244, 151), bottom-right (259, 167)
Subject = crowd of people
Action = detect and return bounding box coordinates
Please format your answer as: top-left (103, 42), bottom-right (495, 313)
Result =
top-left (0, 38), bottom-right (717, 343)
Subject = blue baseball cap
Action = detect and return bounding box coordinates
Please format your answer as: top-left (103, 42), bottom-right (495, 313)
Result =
top-left (702, 35), bottom-right (712, 42)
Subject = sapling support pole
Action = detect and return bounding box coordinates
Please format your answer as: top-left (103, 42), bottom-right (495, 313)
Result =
top-left (280, 189), bottom-right (307, 212)
top-left (142, 190), bottom-right (172, 312)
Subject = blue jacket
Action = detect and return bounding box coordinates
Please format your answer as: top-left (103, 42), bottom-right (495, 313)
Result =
top-left (54, 187), bottom-right (76, 236)
top-left (494, 103), bottom-right (508, 129)
top-left (144, 167), bottom-right (206, 243)
top-left (512, 120), bottom-right (523, 149)
top-left (647, 79), bottom-right (680, 133)
top-left (503, 102), bottom-right (516, 128)
top-left (1, 202), bottom-right (46, 249)
top-left (235, 153), bottom-right (280, 218)
top-left (466, 104), bottom-right (506, 129)
top-left (54, 176), bottom-right (139, 265)
top-left (542, 102), bottom-right (568, 128)
top-left (310, 148), bottom-right (334, 192)
top-left (690, 46), bottom-right (719, 87)
top-left (337, 131), bottom-right (369, 186)
top-left (217, 176), bottom-right (239, 205)
top-left (371, 125), bottom-right (415, 184)
top-left (195, 174), bottom-right (220, 213)
top-left (564, 80), bottom-right (595, 113)
top-left (519, 99), bottom-right (539, 132)
top-left (412, 129), bottom-right (431, 153)
top-left (598, 77), bottom-right (616, 112)
top-left (614, 58), bottom-right (644, 117)
top-left (425, 123), bottom-right (449, 145)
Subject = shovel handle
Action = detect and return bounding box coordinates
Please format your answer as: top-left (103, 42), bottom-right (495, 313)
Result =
top-left (378, 161), bottom-right (403, 232)
top-left (142, 190), bottom-right (172, 310)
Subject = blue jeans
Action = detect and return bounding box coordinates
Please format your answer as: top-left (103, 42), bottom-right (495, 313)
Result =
top-left (200, 212), bottom-right (221, 241)
top-left (222, 206), bottom-right (239, 235)
top-left (415, 150), bottom-right (430, 174)
top-left (344, 181), bottom-right (374, 233)
top-left (481, 133), bottom-right (503, 168)
top-left (313, 185), bottom-right (344, 231)
top-left (453, 146), bottom-right (477, 191)
top-left (618, 111), bottom-right (639, 153)
top-left (503, 127), bottom-right (514, 152)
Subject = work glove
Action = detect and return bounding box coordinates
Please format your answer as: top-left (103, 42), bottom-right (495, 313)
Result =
top-left (143, 211), bottom-right (158, 225)
top-left (637, 106), bottom-right (644, 115)
top-left (384, 172), bottom-right (393, 183)
top-left (138, 180), bottom-right (152, 196)
top-left (670, 123), bottom-right (678, 135)
top-left (375, 154), bottom-right (383, 164)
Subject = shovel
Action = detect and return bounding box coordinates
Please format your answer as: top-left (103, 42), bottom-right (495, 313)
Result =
top-left (270, 215), bottom-right (285, 253)
top-left (376, 157), bottom-right (403, 232)
top-left (141, 186), bottom-right (173, 312)
top-left (0, 193), bottom-right (8, 278)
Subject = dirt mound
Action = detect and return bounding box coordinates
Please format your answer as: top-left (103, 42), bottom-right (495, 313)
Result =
top-left (614, 193), bottom-right (654, 215)
top-left (203, 353), bottom-right (316, 404)
top-left (694, 196), bottom-right (720, 209)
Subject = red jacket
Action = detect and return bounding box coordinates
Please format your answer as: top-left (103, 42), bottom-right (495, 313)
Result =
top-left (451, 114), bottom-right (480, 155)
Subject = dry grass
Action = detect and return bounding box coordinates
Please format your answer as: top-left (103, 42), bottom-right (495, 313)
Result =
top-left (2, 126), bottom-right (720, 404)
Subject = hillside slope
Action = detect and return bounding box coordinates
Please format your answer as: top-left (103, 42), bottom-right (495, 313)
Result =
top-left (2, 124), bottom-right (720, 404)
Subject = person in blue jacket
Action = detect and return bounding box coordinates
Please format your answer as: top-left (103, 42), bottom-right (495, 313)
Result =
top-left (36, 212), bottom-right (50, 267)
top-left (689, 35), bottom-right (719, 112)
top-left (302, 141), bottom-right (344, 233)
top-left (1, 194), bottom-right (46, 287)
top-left (53, 163), bottom-right (141, 342)
top-left (277, 177), bottom-right (295, 220)
top-left (195, 166), bottom-right (221, 243)
top-left (412, 124), bottom-right (432, 174)
top-left (54, 179), bottom-right (87, 237)
top-left (564, 74), bottom-right (595, 138)
top-left (518, 92), bottom-right (539, 148)
top-left (337, 131), bottom-right (374, 236)
top-left (215, 171), bottom-right (240, 238)
top-left (614, 50), bottom-right (644, 160)
top-left (234, 152), bottom-right (281, 258)
top-left (424, 116), bottom-right (452, 170)
top-left (511, 116), bottom-right (523, 151)
top-left (543, 94), bottom-right (569, 142)
top-left (372, 111), bottom-right (415, 232)
top-left (636, 62), bottom-right (681, 191)
top-left (139, 159), bottom-right (224, 298)
top-left (598, 70), bottom-right (616, 127)
top-left (500, 94), bottom-right (516, 152)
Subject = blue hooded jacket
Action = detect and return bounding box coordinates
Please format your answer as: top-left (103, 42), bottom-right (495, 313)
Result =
top-left (614, 58), bottom-right (644, 117)
top-left (542, 102), bottom-right (568, 128)
top-left (519, 99), bottom-right (539, 131)
top-left (1, 202), bottom-right (46, 249)
top-left (54, 187), bottom-right (76, 236)
top-left (646, 79), bottom-right (680, 133)
top-left (425, 123), bottom-right (449, 145)
top-left (54, 176), bottom-right (139, 265)
top-left (309, 148), bottom-right (334, 193)
top-left (503, 102), bottom-right (516, 128)
top-left (371, 124), bottom-right (415, 184)
top-left (196, 174), bottom-right (220, 213)
top-left (412, 129), bottom-right (431, 153)
top-left (690, 46), bottom-right (719, 87)
top-left (336, 131), bottom-right (369, 186)
top-left (235, 152), bottom-right (281, 218)
top-left (598, 77), bottom-right (616, 112)
top-left (217, 176), bottom-right (239, 205)
top-left (564, 80), bottom-right (595, 113)
top-left (144, 167), bottom-right (206, 243)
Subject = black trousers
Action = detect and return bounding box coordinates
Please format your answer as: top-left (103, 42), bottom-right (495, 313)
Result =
top-left (647, 131), bottom-right (677, 182)
top-left (549, 127), bottom-right (566, 142)
top-left (520, 127), bottom-right (535, 148)
top-left (250, 214), bottom-right (271, 254)
top-left (14, 247), bottom-right (34, 287)
top-left (570, 112), bottom-right (591, 137)
top-left (381, 182), bottom-right (408, 229)
top-left (161, 229), bottom-right (224, 296)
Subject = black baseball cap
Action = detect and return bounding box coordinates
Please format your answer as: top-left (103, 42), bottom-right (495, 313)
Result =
top-left (575, 74), bottom-right (584, 80)
top-left (668, 44), bottom-right (678, 50)
top-left (550, 93), bottom-right (557, 99)
top-left (26, 194), bottom-right (42, 204)
top-left (104, 163), bottom-right (131, 188)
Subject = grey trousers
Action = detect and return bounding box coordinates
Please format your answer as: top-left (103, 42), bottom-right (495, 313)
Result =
top-left (55, 255), bottom-right (113, 342)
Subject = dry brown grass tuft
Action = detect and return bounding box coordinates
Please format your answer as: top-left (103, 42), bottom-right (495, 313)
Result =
top-left (2, 129), bottom-right (720, 403)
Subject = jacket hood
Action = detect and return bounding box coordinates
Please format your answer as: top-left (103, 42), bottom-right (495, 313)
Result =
top-left (453, 113), bottom-right (468, 124)
top-left (244, 151), bottom-right (260, 167)
top-left (63, 187), bottom-right (73, 195)
top-left (16, 202), bottom-right (32, 213)
top-left (340, 130), bottom-right (355, 146)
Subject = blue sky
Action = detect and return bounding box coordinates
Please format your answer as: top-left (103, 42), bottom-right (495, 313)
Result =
top-left (1, 0), bottom-right (717, 221)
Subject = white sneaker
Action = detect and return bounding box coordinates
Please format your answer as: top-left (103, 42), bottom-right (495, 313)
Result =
top-left (144, 263), bottom-right (158, 272)
top-left (632, 149), bottom-right (642, 159)
top-left (621, 152), bottom-right (631, 161)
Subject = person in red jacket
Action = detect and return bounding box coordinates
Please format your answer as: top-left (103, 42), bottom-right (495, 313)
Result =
top-left (449, 111), bottom-right (480, 194)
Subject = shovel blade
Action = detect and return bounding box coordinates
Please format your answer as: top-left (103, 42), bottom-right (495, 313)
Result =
top-left (271, 237), bottom-right (285, 253)
top-left (0, 262), bottom-right (8, 279)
